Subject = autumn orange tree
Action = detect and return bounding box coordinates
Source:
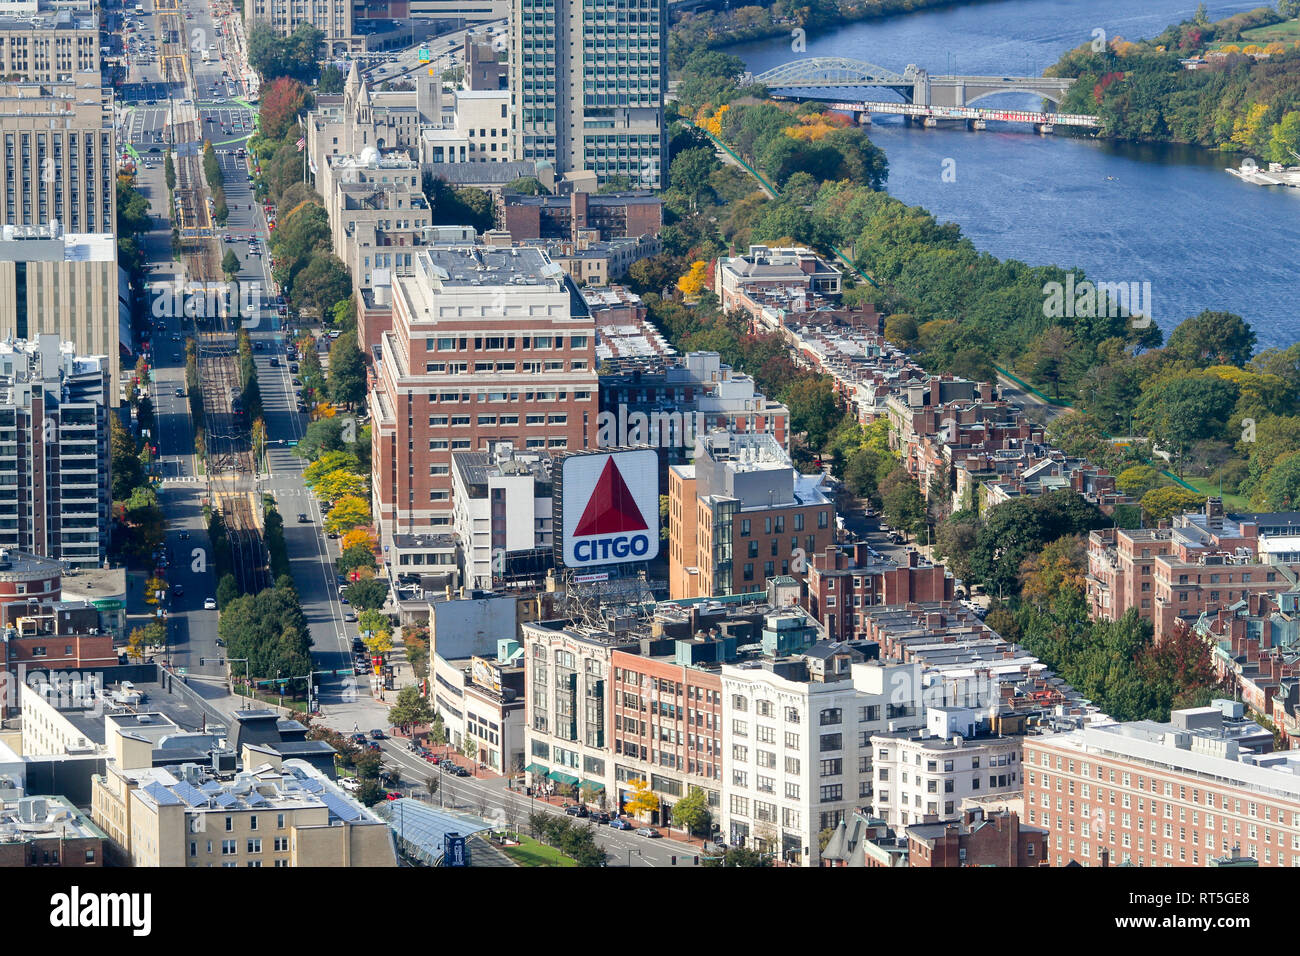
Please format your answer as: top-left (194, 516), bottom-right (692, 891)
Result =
top-left (676, 261), bottom-right (709, 299)
top-left (341, 528), bottom-right (377, 552)
top-left (623, 778), bottom-right (660, 818)
top-left (325, 495), bottom-right (370, 535)
top-left (259, 76), bottom-right (308, 141)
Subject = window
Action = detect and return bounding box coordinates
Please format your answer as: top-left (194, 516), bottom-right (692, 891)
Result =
top-left (820, 759), bottom-right (843, 777)
top-left (819, 784), bottom-right (843, 803)
top-left (819, 734), bottom-right (842, 752)
top-left (221, 840), bottom-right (236, 855)
top-left (247, 839), bottom-right (261, 853)
top-left (819, 708), bottom-right (842, 726)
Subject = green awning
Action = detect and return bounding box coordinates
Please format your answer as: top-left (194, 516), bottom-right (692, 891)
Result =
top-left (579, 779), bottom-right (605, 792)
top-left (524, 763), bottom-right (549, 775)
top-left (548, 770), bottom-right (579, 786)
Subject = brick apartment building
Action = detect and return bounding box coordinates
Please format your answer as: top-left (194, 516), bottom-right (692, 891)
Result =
top-left (371, 247), bottom-right (597, 552)
top-left (669, 432), bottom-right (835, 600)
top-left (498, 190), bottom-right (663, 242)
top-left (806, 542), bottom-right (954, 641)
top-left (1023, 701), bottom-right (1300, 867)
top-left (906, 806), bottom-right (1047, 867)
top-left (1087, 498), bottom-right (1298, 640)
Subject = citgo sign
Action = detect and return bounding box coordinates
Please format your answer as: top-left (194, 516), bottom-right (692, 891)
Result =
top-left (559, 450), bottom-right (659, 568)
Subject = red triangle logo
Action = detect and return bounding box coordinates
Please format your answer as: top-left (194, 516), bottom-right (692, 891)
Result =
top-left (573, 458), bottom-right (648, 536)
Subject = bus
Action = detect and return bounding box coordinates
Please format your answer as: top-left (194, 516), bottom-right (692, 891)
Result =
top-left (134, 3), bottom-right (143, 14)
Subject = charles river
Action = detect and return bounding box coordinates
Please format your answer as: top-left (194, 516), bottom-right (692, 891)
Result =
top-left (730, 0), bottom-right (1300, 348)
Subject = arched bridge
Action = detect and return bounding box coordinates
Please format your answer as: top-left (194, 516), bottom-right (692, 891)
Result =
top-left (751, 57), bottom-right (1076, 109)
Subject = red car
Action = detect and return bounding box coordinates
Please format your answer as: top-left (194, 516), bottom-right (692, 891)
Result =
top-left (385, 791), bottom-right (402, 801)
top-left (423, 753), bottom-right (440, 764)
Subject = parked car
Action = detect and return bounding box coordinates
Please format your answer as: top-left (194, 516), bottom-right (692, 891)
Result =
top-left (385, 792), bottom-right (402, 801)
top-left (339, 777), bottom-right (359, 793)
top-left (590, 810), bottom-right (610, 824)
top-left (214, 638), bottom-right (224, 647)
top-left (564, 804), bottom-right (589, 818)
top-left (636, 827), bottom-right (662, 838)
top-left (203, 597), bottom-right (217, 610)
top-left (609, 818), bottom-right (634, 830)
top-left (344, 610), bottom-right (356, 621)
top-left (423, 753), bottom-right (440, 764)
top-left (369, 729), bottom-right (386, 740)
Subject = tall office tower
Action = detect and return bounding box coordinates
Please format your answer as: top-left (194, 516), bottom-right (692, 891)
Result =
top-left (0, 75), bottom-right (114, 235)
top-left (510, 0), bottom-right (666, 189)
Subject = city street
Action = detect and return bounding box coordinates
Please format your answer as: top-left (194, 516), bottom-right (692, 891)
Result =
top-left (370, 741), bottom-right (712, 868)
top-left (122, 0), bottom-right (387, 728)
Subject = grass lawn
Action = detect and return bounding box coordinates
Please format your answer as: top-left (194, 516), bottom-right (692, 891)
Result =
top-left (1180, 476), bottom-right (1250, 512)
top-left (1207, 19), bottom-right (1300, 49)
top-left (501, 835), bottom-right (576, 868)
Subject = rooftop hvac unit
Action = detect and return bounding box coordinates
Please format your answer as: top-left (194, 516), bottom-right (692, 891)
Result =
top-left (16, 797), bottom-right (47, 824)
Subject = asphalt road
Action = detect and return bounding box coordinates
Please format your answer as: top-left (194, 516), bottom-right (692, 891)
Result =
top-left (123, 0), bottom-right (388, 730)
top-left (374, 742), bottom-right (712, 867)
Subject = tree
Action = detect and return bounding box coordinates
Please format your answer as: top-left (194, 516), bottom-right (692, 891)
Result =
top-left (357, 778), bottom-right (386, 806)
top-left (328, 331), bottom-right (367, 408)
top-left (1167, 311), bottom-right (1257, 368)
top-left (259, 76), bottom-right (309, 142)
top-left (1134, 375), bottom-right (1237, 472)
top-left (623, 778), bottom-right (660, 818)
top-left (669, 787), bottom-right (712, 837)
top-left (676, 260), bottom-right (709, 299)
top-left (884, 313), bottom-right (918, 348)
top-left (222, 249), bottom-right (241, 280)
top-left (292, 254), bottom-right (352, 316)
top-left (429, 714), bottom-right (448, 746)
top-left (424, 775), bottom-right (440, 802)
top-left (1255, 454), bottom-right (1300, 510)
top-left (318, 63), bottom-right (345, 94)
top-left (325, 495), bottom-right (371, 535)
top-left (344, 576), bottom-right (389, 611)
top-left (314, 469), bottom-right (369, 502)
top-left (934, 513), bottom-right (980, 584)
top-left (216, 572), bottom-right (239, 608)
top-left (1115, 465), bottom-right (1161, 497)
top-left (294, 417), bottom-right (345, 459)
top-left (703, 846), bottom-right (773, 867)
top-left (388, 685), bottom-right (434, 732)
top-left (460, 737), bottom-right (478, 762)
top-left (878, 467), bottom-right (926, 540)
top-left (338, 542), bottom-right (379, 575)
top-left (670, 148), bottom-right (720, 212)
top-left (1022, 326), bottom-right (1081, 400)
top-left (303, 449), bottom-right (363, 487)
top-left (1139, 486), bottom-right (1206, 523)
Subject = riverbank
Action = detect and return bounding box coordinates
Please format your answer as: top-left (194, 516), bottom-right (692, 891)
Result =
top-left (670, 0), bottom-right (1012, 70)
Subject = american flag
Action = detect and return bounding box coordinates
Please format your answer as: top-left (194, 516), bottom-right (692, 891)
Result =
top-left (295, 137), bottom-right (305, 151)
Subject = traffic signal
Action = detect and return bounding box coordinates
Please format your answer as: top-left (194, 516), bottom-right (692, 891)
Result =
top-left (694, 856), bottom-right (700, 865)
top-left (671, 856), bottom-right (676, 865)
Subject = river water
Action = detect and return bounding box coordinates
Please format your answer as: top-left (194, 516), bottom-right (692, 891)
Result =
top-left (729, 0), bottom-right (1300, 348)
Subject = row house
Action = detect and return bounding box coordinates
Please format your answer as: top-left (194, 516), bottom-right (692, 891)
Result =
top-left (805, 542), bottom-right (954, 642)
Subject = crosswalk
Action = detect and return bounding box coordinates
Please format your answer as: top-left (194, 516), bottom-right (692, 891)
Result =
top-left (161, 476), bottom-right (202, 484)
